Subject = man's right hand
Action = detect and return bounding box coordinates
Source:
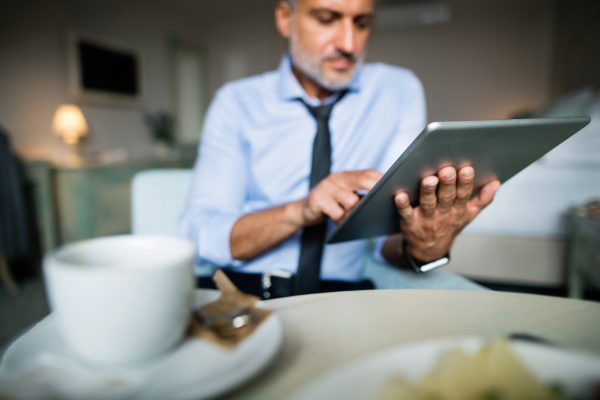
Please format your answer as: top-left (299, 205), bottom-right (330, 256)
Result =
top-left (230, 169), bottom-right (381, 261)
top-left (297, 169), bottom-right (382, 226)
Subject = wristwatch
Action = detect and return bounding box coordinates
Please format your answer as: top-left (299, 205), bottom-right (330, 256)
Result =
top-left (402, 239), bottom-right (450, 274)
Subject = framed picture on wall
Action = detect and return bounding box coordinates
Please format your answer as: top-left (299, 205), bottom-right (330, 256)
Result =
top-left (67, 31), bottom-right (145, 106)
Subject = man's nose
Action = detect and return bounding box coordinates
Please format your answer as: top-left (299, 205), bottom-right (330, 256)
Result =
top-left (335, 19), bottom-right (355, 54)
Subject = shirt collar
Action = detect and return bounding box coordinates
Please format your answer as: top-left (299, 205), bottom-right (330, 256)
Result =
top-left (277, 54), bottom-right (361, 106)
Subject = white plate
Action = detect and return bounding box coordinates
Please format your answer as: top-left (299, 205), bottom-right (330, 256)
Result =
top-left (290, 336), bottom-right (600, 400)
top-left (0, 290), bottom-right (283, 400)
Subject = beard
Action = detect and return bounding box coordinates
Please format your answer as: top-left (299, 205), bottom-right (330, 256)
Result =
top-left (290, 31), bottom-right (364, 92)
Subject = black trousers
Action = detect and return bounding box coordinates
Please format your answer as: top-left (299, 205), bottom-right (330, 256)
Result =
top-left (197, 269), bottom-right (375, 300)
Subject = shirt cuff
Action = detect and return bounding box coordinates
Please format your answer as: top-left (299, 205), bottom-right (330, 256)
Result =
top-left (181, 210), bottom-right (242, 266)
top-left (200, 210), bottom-right (242, 266)
top-left (371, 236), bottom-right (389, 265)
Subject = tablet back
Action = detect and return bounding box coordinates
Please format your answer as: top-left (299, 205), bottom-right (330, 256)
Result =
top-left (327, 117), bottom-right (591, 244)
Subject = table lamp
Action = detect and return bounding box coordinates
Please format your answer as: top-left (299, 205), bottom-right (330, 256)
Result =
top-left (52, 104), bottom-right (88, 165)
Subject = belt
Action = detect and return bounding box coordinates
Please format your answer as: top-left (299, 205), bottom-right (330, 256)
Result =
top-left (197, 269), bottom-right (375, 300)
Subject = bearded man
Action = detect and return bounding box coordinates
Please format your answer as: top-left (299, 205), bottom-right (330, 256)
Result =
top-left (180, 0), bottom-right (501, 298)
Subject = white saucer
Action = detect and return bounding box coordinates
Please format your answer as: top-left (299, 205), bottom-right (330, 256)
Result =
top-left (0, 290), bottom-right (283, 400)
top-left (290, 336), bottom-right (600, 400)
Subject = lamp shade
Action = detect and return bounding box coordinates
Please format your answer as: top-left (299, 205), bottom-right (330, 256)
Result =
top-left (52, 104), bottom-right (88, 144)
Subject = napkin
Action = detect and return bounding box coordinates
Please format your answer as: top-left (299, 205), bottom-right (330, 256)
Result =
top-left (187, 270), bottom-right (273, 349)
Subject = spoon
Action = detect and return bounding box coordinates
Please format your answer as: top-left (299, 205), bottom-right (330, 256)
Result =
top-left (194, 307), bottom-right (254, 330)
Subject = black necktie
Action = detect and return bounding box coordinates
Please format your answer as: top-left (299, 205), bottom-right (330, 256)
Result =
top-left (295, 92), bottom-right (347, 295)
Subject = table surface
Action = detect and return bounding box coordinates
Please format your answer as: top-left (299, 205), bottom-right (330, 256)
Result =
top-left (222, 289), bottom-right (600, 400)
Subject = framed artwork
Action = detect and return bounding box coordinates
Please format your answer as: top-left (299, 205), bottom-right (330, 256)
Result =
top-left (67, 31), bottom-right (145, 106)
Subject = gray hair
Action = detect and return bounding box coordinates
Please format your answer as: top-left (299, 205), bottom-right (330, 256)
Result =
top-left (283, 0), bottom-right (378, 11)
top-left (283, 0), bottom-right (297, 9)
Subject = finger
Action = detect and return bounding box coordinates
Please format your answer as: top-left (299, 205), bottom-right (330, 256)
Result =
top-left (316, 191), bottom-right (347, 223)
top-left (357, 169), bottom-right (383, 189)
top-left (321, 179), bottom-right (361, 212)
top-left (419, 175), bottom-right (439, 217)
top-left (332, 188), bottom-right (360, 214)
top-left (436, 167), bottom-right (457, 213)
top-left (455, 166), bottom-right (475, 206)
top-left (395, 192), bottom-right (415, 226)
top-left (333, 169), bottom-right (382, 192)
top-left (467, 179), bottom-right (501, 217)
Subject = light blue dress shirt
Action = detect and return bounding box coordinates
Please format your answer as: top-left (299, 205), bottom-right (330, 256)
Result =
top-left (180, 55), bottom-right (426, 282)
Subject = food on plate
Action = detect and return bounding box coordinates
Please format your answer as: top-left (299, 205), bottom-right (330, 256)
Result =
top-left (377, 338), bottom-right (569, 400)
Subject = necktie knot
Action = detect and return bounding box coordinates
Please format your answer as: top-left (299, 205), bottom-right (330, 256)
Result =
top-left (297, 90), bottom-right (348, 123)
top-left (305, 103), bottom-right (334, 123)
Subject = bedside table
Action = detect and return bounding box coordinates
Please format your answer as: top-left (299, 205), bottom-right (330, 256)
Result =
top-left (24, 158), bottom-right (195, 250)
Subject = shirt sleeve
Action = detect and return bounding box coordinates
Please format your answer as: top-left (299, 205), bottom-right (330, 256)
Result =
top-left (374, 71), bottom-right (427, 263)
top-left (180, 85), bottom-right (246, 266)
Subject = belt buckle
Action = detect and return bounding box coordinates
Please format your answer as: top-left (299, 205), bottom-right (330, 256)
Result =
top-left (261, 269), bottom-right (292, 299)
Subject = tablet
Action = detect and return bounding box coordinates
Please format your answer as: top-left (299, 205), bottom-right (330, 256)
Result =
top-left (327, 116), bottom-right (591, 244)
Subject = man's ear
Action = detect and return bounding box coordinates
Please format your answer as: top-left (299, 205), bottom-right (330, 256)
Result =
top-left (275, 1), bottom-right (292, 39)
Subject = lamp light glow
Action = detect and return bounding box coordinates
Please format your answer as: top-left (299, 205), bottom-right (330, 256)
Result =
top-left (52, 104), bottom-right (88, 143)
top-left (52, 104), bottom-right (88, 164)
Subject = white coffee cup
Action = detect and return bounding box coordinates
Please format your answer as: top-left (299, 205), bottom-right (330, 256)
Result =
top-left (43, 235), bottom-right (196, 366)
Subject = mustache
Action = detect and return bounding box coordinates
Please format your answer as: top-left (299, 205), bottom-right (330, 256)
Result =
top-left (322, 49), bottom-right (358, 64)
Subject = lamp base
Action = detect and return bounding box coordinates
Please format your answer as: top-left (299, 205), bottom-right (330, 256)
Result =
top-left (65, 142), bottom-right (83, 166)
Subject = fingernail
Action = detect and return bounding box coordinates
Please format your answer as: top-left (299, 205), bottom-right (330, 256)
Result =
top-left (464, 170), bottom-right (473, 179)
top-left (444, 171), bottom-right (455, 180)
top-left (397, 194), bottom-right (407, 204)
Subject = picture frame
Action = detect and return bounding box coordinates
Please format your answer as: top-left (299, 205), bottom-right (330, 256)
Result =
top-left (67, 30), bottom-right (146, 107)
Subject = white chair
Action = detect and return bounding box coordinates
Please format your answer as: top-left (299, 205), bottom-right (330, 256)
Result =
top-left (130, 169), bottom-right (485, 290)
top-left (131, 169), bottom-right (194, 237)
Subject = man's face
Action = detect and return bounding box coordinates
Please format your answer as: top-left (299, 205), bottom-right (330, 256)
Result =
top-left (277, 0), bottom-right (375, 91)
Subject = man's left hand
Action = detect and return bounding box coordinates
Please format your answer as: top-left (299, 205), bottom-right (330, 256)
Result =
top-left (392, 166), bottom-right (501, 263)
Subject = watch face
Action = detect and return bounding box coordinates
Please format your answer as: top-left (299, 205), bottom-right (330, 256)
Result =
top-left (419, 257), bottom-right (450, 273)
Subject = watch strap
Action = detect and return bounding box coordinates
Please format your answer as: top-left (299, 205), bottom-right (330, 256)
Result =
top-left (401, 239), bottom-right (450, 274)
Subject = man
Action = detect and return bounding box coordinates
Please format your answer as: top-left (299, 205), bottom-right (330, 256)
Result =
top-left (180, 0), bottom-right (501, 298)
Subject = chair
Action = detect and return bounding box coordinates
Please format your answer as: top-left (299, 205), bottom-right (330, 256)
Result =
top-left (131, 169), bottom-right (210, 277)
top-left (131, 169), bottom-right (194, 237)
top-left (130, 169), bottom-right (485, 290)
top-left (0, 128), bottom-right (29, 295)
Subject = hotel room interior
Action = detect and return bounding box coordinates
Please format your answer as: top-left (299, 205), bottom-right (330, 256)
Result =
top-left (0, 0), bottom-right (599, 349)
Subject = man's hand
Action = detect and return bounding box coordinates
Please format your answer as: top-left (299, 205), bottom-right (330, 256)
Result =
top-left (384, 166), bottom-right (501, 265)
top-left (231, 169), bottom-right (381, 261)
top-left (299, 169), bottom-right (382, 226)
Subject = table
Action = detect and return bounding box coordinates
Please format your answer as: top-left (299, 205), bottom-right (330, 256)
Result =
top-left (224, 289), bottom-right (600, 400)
top-left (23, 158), bottom-right (195, 250)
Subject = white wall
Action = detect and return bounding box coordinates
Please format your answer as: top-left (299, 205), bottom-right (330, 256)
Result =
top-left (368, 0), bottom-right (554, 122)
top-left (198, 4), bottom-right (285, 99)
top-left (0, 0), bottom-right (211, 162)
top-left (0, 0), bottom-right (67, 161)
